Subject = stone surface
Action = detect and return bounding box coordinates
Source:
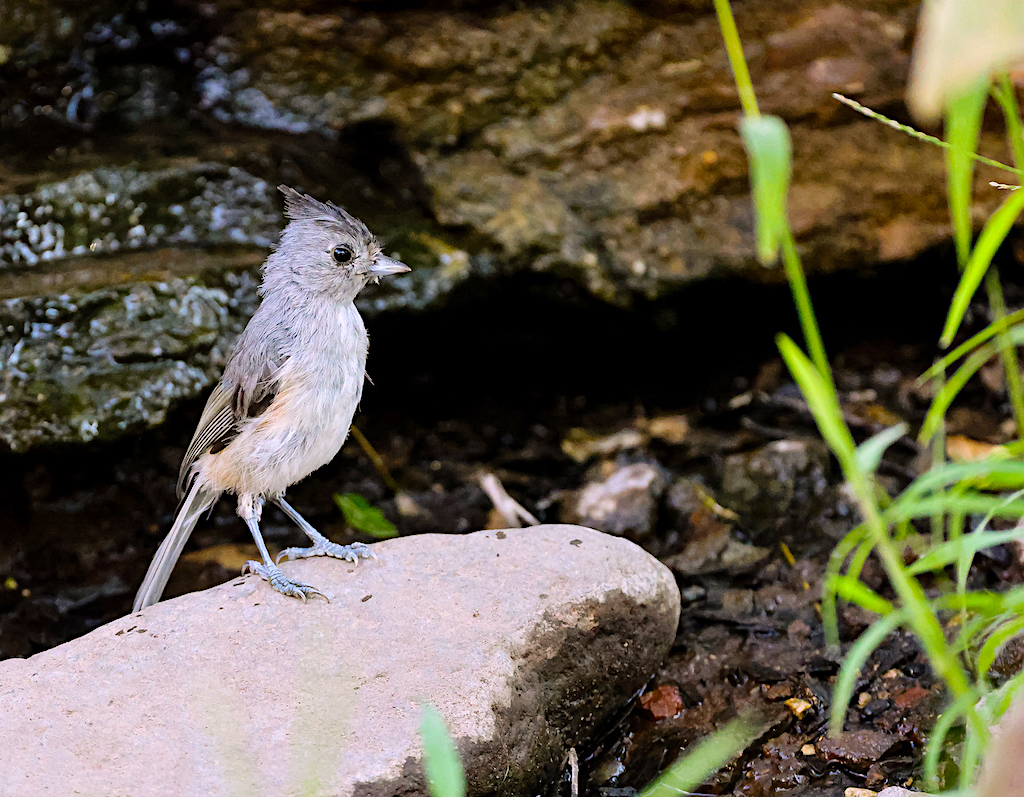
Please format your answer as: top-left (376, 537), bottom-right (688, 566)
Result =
top-left (0, 525), bottom-right (680, 797)
top-left (562, 461), bottom-right (668, 541)
top-left (719, 439), bottom-right (831, 526)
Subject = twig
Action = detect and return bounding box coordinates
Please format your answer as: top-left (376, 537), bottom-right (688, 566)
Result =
top-left (349, 424), bottom-right (401, 492)
top-left (478, 472), bottom-right (539, 527)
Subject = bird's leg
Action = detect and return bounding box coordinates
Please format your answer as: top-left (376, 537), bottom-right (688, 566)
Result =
top-left (238, 494), bottom-right (327, 602)
top-left (274, 496), bottom-right (375, 565)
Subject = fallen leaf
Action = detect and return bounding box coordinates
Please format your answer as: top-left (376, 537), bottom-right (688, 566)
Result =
top-left (561, 427), bottom-right (645, 463)
top-left (947, 435), bottom-right (1008, 462)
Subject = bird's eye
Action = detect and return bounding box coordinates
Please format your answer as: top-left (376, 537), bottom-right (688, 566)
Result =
top-left (332, 245), bottom-right (354, 264)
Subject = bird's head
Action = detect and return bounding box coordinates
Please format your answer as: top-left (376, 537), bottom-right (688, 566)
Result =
top-left (264, 185), bottom-right (410, 302)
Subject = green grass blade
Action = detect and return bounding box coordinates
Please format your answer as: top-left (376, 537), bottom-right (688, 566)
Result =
top-left (420, 704), bottom-right (467, 797)
top-left (831, 574), bottom-right (895, 616)
top-left (776, 334), bottom-right (854, 462)
top-left (905, 525), bottom-right (1024, 576)
top-left (945, 79), bottom-right (989, 265)
top-left (854, 423), bottom-right (909, 474)
top-left (920, 306), bottom-right (1024, 382)
top-left (978, 615), bottom-right (1024, 675)
top-left (639, 715), bottom-right (761, 796)
top-left (940, 186), bottom-right (1024, 347)
top-left (922, 692), bottom-right (974, 789)
top-left (711, 0), bottom-right (759, 119)
top-left (830, 611), bottom-right (907, 736)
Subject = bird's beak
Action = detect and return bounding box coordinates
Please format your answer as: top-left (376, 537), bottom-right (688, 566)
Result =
top-left (367, 256), bottom-right (411, 278)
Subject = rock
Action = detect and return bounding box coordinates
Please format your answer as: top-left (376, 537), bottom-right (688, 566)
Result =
top-left (0, 525), bottom-right (680, 797)
top-left (5, 0), bottom-right (997, 310)
top-left (0, 269), bottom-right (257, 452)
top-left (0, 160), bottom-right (466, 450)
top-left (179, 0), bottom-right (993, 304)
top-left (719, 439), bottom-right (831, 526)
top-left (876, 790), bottom-right (934, 797)
top-left (0, 162), bottom-right (281, 266)
top-left (562, 461), bottom-right (668, 542)
top-left (815, 730), bottom-right (900, 768)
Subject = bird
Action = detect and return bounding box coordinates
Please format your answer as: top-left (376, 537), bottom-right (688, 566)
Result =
top-left (132, 185), bottom-right (410, 612)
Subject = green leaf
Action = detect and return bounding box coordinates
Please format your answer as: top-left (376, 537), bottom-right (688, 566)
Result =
top-left (854, 423), bottom-right (909, 475)
top-left (831, 611), bottom-right (907, 735)
top-left (420, 704), bottom-right (466, 797)
top-left (740, 115), bottom-right (792, 264)
top-left (334, 493), bottom-right (398, 538)
top-left (940, 186), bottom-right (1024, 347)
top-left (639, 714), bottom-right (761, 796)
top-left (946, 79), bottom-right (989, 264)
top-left (776, 334), bottom-right (855, 463)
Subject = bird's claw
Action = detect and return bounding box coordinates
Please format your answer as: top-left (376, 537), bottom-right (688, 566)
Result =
top-left (243, 560), bottom-right (329, 603)
top-left (276, 540), bottom-right (375, 565)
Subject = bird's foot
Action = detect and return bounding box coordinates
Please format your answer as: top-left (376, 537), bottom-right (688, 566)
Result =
top-left (276, 540), bottom-right (375, 565)
top-left (243, 560), bottom-right (328, 602)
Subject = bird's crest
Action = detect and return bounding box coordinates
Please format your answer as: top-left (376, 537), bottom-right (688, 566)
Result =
top-left (278, 185), bottom-right (369, 240)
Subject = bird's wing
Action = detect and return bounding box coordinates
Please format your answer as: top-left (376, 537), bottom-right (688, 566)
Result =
top-left (176, 353), bottom-right (287, 497)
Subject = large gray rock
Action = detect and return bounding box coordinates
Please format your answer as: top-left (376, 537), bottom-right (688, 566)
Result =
top-left (0, 525), bottom-right (680, 797)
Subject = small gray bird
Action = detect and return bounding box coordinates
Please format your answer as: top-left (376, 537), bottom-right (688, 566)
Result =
top-left (133, 186), bottom-right (410, 612)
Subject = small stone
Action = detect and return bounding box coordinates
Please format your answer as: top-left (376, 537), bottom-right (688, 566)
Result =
top-left (817, 730), bottom-right (899, 768)
top-left (562, 461), bottom-right (667, 541)
top-left (801, 743), bottom-right (817, 756)
top-left (784, 697), bottom-right (813, 718)
top-left (720, 439), bottom-right (831, 525)
top-left (639, 684), bottom-right (683, 719)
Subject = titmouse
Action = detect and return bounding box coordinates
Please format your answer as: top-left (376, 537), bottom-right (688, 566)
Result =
top-left (133, 185), bottom-right (409, 612)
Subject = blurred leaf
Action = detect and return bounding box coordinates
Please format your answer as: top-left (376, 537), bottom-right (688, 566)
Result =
top-left (946, 79), bottom-right (989, 264)
top-left (940, 186), bottom-right (1024, 347)
top-left (420, 704), bottom-right (466, 797)
top-left (854, 423), bottom-right (909, 475)
top-left (334, 493), bottom-right (398, 538)
top-left (639, 714), bottom-right (760, 796)
top-left (908, 0), bottom-right (1024, 122)
top-left (947, 435), bottom-right (1010, 463)
top-left (831, 611), bottom-right (908, 735)
top-left (740, 115), bottom-right (792, 264)
top-left (776, 334), bottom-right (855, 463)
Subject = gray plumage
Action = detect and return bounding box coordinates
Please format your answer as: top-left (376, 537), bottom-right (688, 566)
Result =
top-left (133, 186), bottom-right (410, 612)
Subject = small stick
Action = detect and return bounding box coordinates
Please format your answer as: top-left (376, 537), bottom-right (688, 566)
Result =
top-left (478, 472), bottom-right (539, 527)
top-left (349, 424), bottom-right (401, 492)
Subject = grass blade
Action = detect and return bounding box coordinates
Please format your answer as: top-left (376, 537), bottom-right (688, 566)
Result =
top-left (639, 715), bottom-right (761, 796)
top-left (940, 186), bottom-right (1024, 347)
top-left (420, 704), bottom-right (466, 797)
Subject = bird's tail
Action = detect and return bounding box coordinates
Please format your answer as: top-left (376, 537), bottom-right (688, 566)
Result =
top-left (133, 481), bottom-right (218, 612)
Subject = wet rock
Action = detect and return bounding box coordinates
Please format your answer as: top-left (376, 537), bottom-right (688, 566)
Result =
top-left (0, 271), bottom-right (257, 452)
top-left (719, 439), bottom-right (831, 526)
top-left (562, 461), bottom-right (668, 541)
top-left (0, 525), bottom-right (680, 797)
top-left (0, 163), bottom-right (280, 266)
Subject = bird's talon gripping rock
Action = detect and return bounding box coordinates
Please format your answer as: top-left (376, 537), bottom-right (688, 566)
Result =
top-left (244, 561), bottom-right (328, 602)
top-left (277, 540), bottom-right (375, 564)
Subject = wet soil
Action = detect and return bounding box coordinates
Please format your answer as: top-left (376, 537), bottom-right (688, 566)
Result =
top-left (5, 259), bottom-right (1024, 794)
